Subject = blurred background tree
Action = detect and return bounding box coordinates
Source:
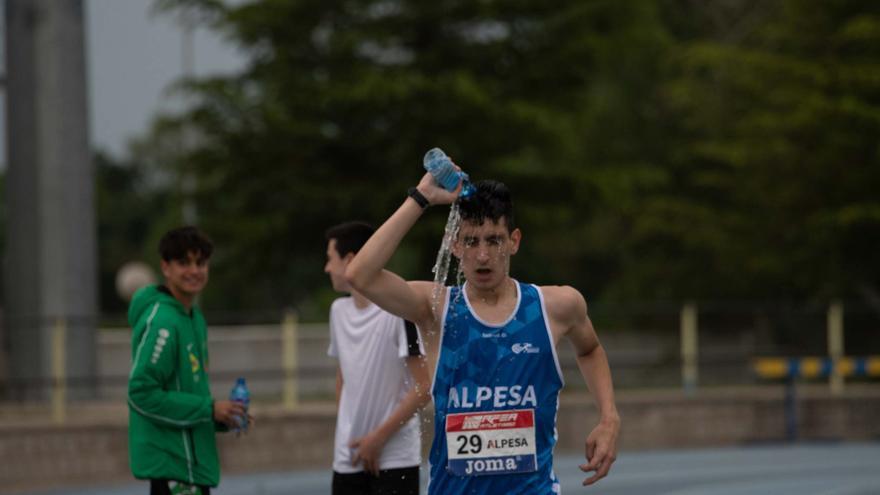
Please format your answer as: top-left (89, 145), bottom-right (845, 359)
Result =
top-left (95, 149), bottom-right (177, 317)
top-left (639, 0), bottom-right (880, 304)
top-left (92, 0), bottom-right (880, 322)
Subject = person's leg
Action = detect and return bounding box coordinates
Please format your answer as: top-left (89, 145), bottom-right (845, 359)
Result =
top-left (151, 480), bottom-right (207, 495)
top-left (149, 480), bottom-right (171, 495)
top-left (370, 465), bottom-right (420, 495)
top-left (333, 470), bottom-right (371, 495)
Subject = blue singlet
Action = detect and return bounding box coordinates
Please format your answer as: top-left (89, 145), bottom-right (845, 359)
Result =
top-left (428, 281), bottom-right (565, 494)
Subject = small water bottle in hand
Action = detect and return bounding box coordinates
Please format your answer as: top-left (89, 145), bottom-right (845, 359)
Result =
top-left (228, 377), bottom-right (250, 434)
top-left (423, 148), bottom-right (475, 198)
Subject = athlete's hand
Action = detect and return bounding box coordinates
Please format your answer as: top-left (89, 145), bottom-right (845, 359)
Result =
top-left (350, 431), bottom-right (387, 477)
top-left (415, 164), bottom-right (464, 207)
top-left (579, 418), bottom-right (619, 486)
top-left (213, 400), bottom-right (246, 428)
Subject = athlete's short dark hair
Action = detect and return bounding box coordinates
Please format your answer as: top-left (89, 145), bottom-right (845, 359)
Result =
top-left (458, 180), bottom-right (516, 231)
top-left (159, 226), bottom-right (213, 262)
top-left (326, 221), bottom-right (375, 258)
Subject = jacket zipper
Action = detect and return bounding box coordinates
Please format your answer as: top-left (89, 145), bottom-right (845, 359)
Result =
top-left (186, 315), bottom-right (199, 467)
top-left (188, 428), bottom-right (199, 465)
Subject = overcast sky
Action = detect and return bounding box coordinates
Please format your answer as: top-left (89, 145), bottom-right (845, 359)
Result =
top-left (87, 0), bottom-right (245, 157)
top-left (1, 0), bottom-right (245, 165)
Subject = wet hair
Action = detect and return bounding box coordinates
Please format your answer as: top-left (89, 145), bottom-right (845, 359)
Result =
top-left (458, 180), bottom-right (516, 231)
top-left (158, 226), bottom-right (214, 262)
top-left (325, 221), bottom-right (375, 257)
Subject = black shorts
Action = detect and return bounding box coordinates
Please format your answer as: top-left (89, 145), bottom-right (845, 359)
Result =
top-left (149, 479), bottom-right (210, 495)
top-left (332, 465), bottom-right (420, 495)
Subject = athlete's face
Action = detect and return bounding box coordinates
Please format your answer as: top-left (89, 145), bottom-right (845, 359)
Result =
top-left (161, 250), bottom-right (210, 305)
top-left (324, 239), bottom-right (352, 293)
top-left (454, 218), bottom-right (521, 290)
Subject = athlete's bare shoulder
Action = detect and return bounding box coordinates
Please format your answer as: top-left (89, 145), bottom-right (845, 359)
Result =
top-left (537, 285), bottom-right (588, 340)
top-left (539, 284), bottom-right (586, 316)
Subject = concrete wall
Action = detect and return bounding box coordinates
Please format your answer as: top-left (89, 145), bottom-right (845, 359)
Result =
top-left (3, 386), bottom-right (879, 493)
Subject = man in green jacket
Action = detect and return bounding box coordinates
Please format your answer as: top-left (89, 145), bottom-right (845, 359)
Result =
top-left (128, 226), bottom-right (246, 495)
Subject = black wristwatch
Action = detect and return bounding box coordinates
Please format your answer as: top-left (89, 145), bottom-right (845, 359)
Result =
top-left (407, 187), bottom-right (430, 209)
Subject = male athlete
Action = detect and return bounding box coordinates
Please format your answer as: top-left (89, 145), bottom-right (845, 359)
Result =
top-left (346, 172), bottom-right (620, 493)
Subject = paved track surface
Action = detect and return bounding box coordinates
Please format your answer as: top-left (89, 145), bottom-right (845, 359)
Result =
top-left (29, 443), bottom-right (880, 495)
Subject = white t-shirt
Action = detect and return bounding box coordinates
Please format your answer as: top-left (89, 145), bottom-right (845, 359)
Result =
top-left (327, 297), bottom-right (425, 473)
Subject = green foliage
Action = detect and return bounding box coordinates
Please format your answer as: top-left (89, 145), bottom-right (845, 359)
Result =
top-left (639, 0), bottom-right (880, 301)
top-left (95, 151), bottom-right (176, 315)
top-left (130, 0), bottom-right (880, 315)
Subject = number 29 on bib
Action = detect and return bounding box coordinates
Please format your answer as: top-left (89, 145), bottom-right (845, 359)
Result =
top-left (445, 409), bottom-right (537, 476)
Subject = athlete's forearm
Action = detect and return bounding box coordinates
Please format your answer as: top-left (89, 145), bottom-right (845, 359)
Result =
top-left (346, 197), bottom-right (424, 290)
top-left (344, 194), bottom-right (440, 326)
top-left (576, 344), bottom-right (619, 424)
top-left (128, 381), bottom-right (214, 427)
top-left (347, 171), bottom-right (459, 290)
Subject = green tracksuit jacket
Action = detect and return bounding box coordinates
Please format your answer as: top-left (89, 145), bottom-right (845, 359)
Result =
top-left (127, 284), bottom-right (221, 487)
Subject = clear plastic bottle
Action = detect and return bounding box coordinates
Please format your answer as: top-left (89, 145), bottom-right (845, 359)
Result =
top-left (423, 148), bottom-right (475, 198)
top-left (228, 377), bottom-right (250, 433)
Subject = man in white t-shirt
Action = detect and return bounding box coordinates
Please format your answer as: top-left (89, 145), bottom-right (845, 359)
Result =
top-left (324, 221), bottom-right (431, 495)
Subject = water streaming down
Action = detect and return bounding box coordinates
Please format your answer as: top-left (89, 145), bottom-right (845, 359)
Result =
top-left (398, 198), bottom-right (473, 436)
top-left (430, 202), bottom-right (463, 321)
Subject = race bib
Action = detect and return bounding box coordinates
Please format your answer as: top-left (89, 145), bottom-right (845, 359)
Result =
top-left (445, 409), bottom-right (537, 476)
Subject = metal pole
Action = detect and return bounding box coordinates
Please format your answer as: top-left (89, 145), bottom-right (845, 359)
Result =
top-left (179, 8), bottom-right (197, 224)
top-left (282, 309), bottom-right (299, 410)
top-left (51, 317), bottom-right (66, 423)
top-left (0, 4), bottom-right (6, 387)
top-left (5, 0), bottom-right (98, 400)
top-left (784, 366), bottom-right (798, 442)
top-left (680, 302), bottom-right (698, 395)
top-left (827, 300), bottom-right (844, 395)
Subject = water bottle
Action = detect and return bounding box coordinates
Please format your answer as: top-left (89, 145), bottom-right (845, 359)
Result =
top-left (229, 377), bottom-right (250, 433)
top-left (423, 148), bottom-right (475, 198)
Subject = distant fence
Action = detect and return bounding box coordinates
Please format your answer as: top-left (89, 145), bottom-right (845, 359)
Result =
top-left (2, 301), bottom-right (879, 415)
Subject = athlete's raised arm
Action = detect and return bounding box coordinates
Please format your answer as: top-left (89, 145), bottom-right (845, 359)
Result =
top-left (346, 172), bottom-right (460, 327)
